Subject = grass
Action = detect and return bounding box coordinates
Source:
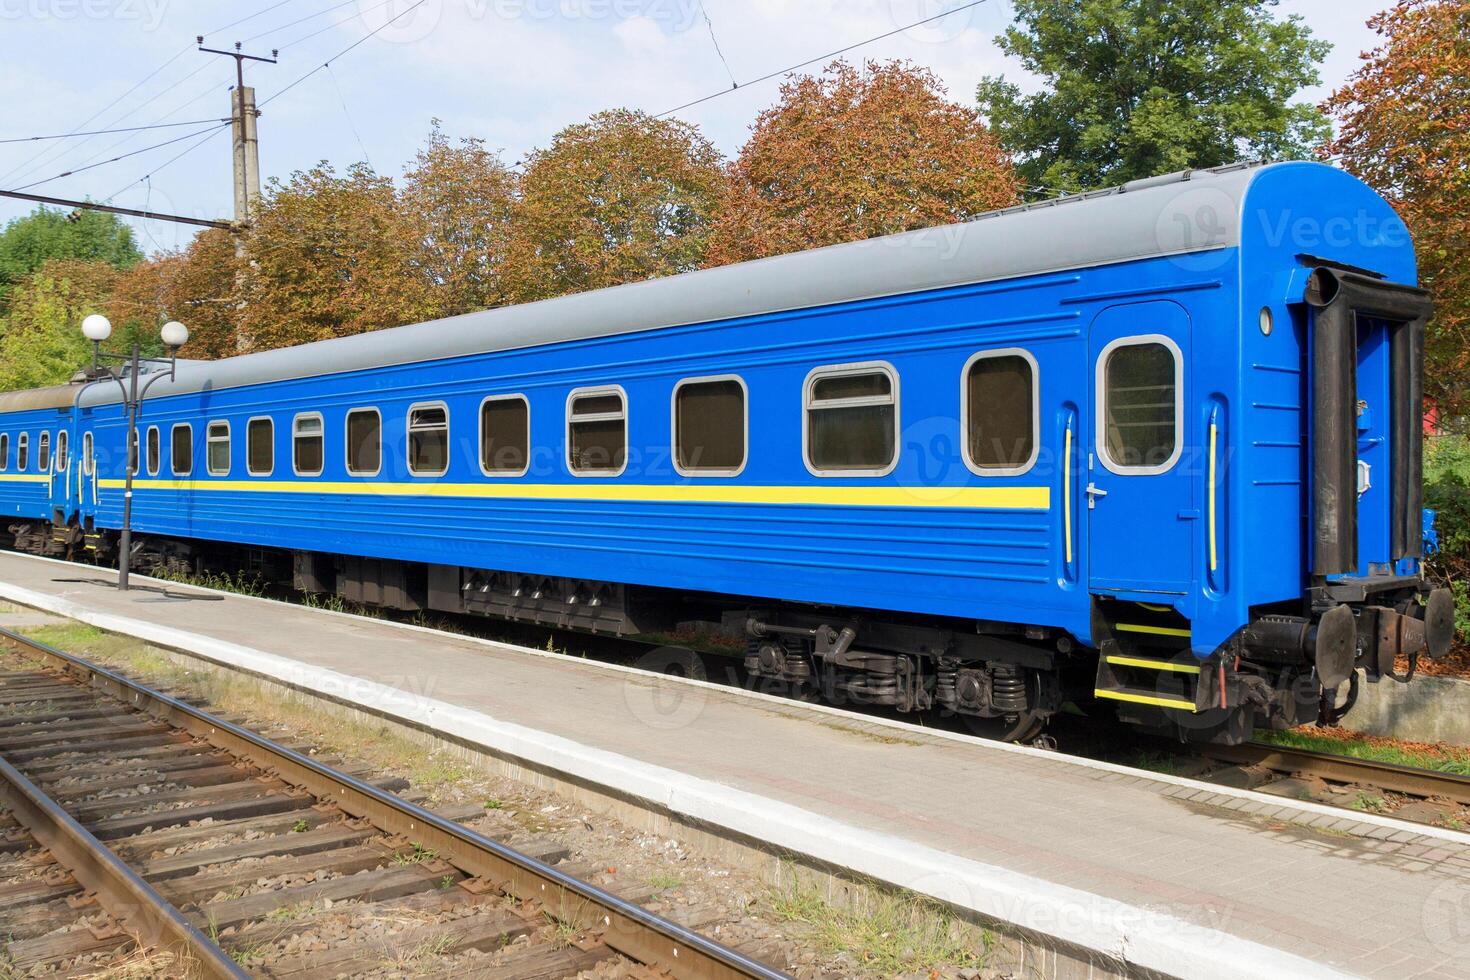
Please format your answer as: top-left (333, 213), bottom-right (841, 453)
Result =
top-left (392, 843), bottom-right (439, 866)
top-left (1349, 791), bottom-right (1388, 813)
top-left (646, 871), bottom-right (683, 892)
top-left (1256, 727), bottom-right (1470, 775)
top-left (765, 871), bottom-right (990, 975)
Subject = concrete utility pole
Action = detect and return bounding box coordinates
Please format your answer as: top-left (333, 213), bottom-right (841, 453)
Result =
top-left (197, 38), bottom-right (277, 226)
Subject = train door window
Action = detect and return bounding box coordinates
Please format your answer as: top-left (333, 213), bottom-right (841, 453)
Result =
top-left (407, 403), bottom-right (449, 477)
top-left (293, 414), bottom-right (325, 477)
top-left (1097, 336), bottom-right (1183, 474)
top-left (171, 424), bottom-right (193, 477)
top-left (38, 431), bottom-right (50, 473)
top-left (804, 363), bottom-right (898, 476)
top-left (55, 431), bottom-right (68, 473)
top-left (346, 408), bottom-right (381, 477)
top-left (0, 433), bottom-right (8, 471)
top-left (673, 376), bottom-right (746, 476)
top-left (963, 350), bottom-right (1038, 475)
top-left (480, 396), bottom-right (529, 476)
top-left (206, 421), bottom-right (231, 476)
top-left (146, 427), bottom-right (161, 476)
top-left (247, 417), bottom-right (274, 476)
top-left (127, 429), bottom-right (138, 475)
top-left (83, 433), bottom-right (93, 476)
top-left (567, 387), bottom-right (627, 476)
top-left (16, 434), bottom-right (28, 472)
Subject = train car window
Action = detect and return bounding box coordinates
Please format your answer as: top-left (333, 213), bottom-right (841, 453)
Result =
top-left (248, 418), bottom-right (274, 476)
top-left (127, 429), bottom-right (138, 475)
top-left (567, 387), bottom-right (627, 476)
top-left (804, 363), bottom-right (898, 476)
top-left (480, 396), bottom-right (529, 476)
top-left (964, 350), bottom-right (1038, 475)
top-left (293, 414), bottom-right (325, 477)
top-left (1098, 336), bottom-right (1182, 474)
top-left (83, 433), bottom-right (93, 476)
top-left (147, 427), bottom-right (161, 477)
top-left (56, 431), bottom-right (68, 472)
top-left (673, 377), bottom-right (746, 476)
top-left (207, 421), bottom-right (231, 476)
top-left (172, 424), bottom-right (193, 478)
top-left (407, 404), bottom-right (449, 477)
top-left (346, 409), bottom-right (381, 477)
top-left (17, 434), bottom-right (29, 472)
top-left (0, 433), bottom-right (8, 471)
top-left (38, 431), bottom-right (51, 473)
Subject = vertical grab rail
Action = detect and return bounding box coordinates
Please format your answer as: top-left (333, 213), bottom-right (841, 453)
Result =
top-left (1208, 405), bottom-right (1219, 574)
top-left (1064, 418), bottom-right (1074, 568)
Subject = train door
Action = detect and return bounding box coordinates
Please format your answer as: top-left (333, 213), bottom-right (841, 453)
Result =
top-left (47, 416), bottom-right (70, 521)
top-left (1086, 301), bottom-right (1194, 595)
top-left (78, 427), bottom-right (97, 520)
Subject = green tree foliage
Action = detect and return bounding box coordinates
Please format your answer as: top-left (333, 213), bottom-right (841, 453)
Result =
top-left (0, 207), bottom-right (142, 311)
top-left (977, 0), bottom-right (1332, 191)
top-left (502, 109), bottom-right (725, 303)
top-left (1425, 437), bottom-right (1470, 647)
top-left (0, 259), bottom-right (119, 391)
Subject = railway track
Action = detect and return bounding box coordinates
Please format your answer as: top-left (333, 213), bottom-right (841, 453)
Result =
top-left (1197, 740), bottom-right (1470, 808)
top-left (0, 625), bottom-right (790, 980)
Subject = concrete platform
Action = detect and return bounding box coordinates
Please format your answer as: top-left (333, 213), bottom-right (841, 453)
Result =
top-left (0, 551), bottom-right (1467, 980)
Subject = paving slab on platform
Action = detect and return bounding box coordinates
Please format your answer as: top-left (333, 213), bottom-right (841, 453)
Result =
top-left (0, 551), bottom-right (1467, 980)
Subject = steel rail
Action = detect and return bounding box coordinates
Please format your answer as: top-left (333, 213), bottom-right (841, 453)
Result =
top-left (1200, 741), bottom-right (1470, 806)
top-left (0, 626), bottom-right (790, 980)
top-left (0, 754), bottom-right (248, 980)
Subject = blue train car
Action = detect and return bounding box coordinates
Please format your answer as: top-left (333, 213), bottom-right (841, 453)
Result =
top-left (0, 385), bottom-right (79, 553)
top-left (8, 161), bottom-right (1455, 743)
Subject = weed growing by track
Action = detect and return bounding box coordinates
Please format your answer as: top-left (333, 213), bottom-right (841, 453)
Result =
top-left (765, 869), bottom-right (991, 976)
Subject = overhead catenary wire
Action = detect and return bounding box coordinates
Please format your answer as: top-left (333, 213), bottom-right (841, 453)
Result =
top-left (326, 64), bottom-right (373, 168)
top-left (656, 0), bottom-right (991, 118)
top-left (259, 0), bottom-right (431, 108)
top-left (701, 4), bottom-right (739, 90)
top-left (0, 42), bottom-right (192, 185)
top-left (0, 118), bottom-right (230, 145)
top-left (6, 121), bottom-right (234, 193)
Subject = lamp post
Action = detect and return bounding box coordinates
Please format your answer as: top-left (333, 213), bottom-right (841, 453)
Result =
top-left (80, 314), bottom-right (189, 591)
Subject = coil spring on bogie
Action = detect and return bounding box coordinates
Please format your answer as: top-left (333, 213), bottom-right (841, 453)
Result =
top-left (991, 664), bottom-right (1028, 713)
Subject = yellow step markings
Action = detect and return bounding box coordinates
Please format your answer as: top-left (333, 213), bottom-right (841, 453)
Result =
top-left (1104, 654), bottom-right (1201, 675)
top-left (1093, 688), bottom-right (1198, 711)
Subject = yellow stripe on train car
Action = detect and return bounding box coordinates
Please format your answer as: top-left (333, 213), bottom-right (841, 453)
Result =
top-left (99, 480), bottom-right (1052, 510)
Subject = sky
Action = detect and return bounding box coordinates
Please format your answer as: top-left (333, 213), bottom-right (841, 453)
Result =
top-left (0, 0), bottom-right (1391, 257)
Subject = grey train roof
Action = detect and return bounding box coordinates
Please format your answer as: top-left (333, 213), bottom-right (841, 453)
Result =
top-left (77, 161), bottom-right (1272, 409)
top-left (0, 383), bottom-right (87, 414)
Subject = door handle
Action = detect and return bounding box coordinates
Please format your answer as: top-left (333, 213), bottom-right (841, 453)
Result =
top-left (1086, 482), bottom-right (1108, 509)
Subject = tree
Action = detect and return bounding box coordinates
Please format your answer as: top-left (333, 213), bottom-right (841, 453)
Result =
top-left (1323, 0), bottom-right (1470, 421)
top-left (402, 121), bottom-right (517, 317)
top-left (502, 109), bottom-right (725, 303)
top-left (0, 259), bottom-right (119, 391)
top-left (241, 162), bottom-right (439, 351)
top-left (0, 206), bottom-right (141, 311)
top-left (708, 60), bottom-right (1018, 266)
top-left (976, 0), bottom-right (1332, 191)
top-left (166, 229), bottom-right (242, 359)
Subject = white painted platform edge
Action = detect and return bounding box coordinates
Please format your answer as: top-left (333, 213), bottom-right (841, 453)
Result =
top-left (7, 552), bottom-right (1462, 847)
top-left (0, 577), bottom-right (1356, 980)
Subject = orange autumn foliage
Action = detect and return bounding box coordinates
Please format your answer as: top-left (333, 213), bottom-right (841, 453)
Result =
top-left (1323, 0), bottom-right (1470, 418)
top-left (707, 60), bottom-right (1020, 266)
